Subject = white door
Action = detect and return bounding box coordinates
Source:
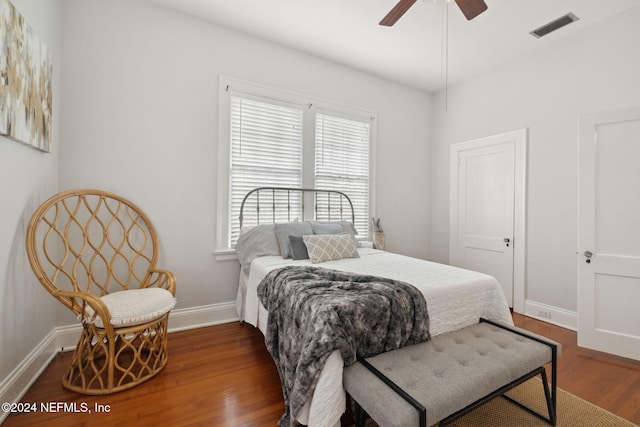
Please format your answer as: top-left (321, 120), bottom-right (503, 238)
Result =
top-left (578, 108), bottom-right (640, 361)
top-left (450, 129), bottom-right (527, 311)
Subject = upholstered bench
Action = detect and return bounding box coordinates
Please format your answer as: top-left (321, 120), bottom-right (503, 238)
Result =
top-left (343, 318), bottom-right (560, 427)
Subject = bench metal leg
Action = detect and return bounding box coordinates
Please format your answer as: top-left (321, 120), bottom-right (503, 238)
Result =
top-left (352, 399), bottom-right (368, 427)
top-left (502, 367), bottom-right (556, 426)
top-left (439, 366), bottom-right (556, 426)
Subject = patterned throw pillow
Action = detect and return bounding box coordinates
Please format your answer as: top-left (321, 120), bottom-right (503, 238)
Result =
top-left (302, 234), bottom-right (360, 264)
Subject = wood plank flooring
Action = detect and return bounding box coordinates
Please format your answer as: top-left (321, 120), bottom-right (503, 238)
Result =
top-left (3, 313), bottom-right (639, 426)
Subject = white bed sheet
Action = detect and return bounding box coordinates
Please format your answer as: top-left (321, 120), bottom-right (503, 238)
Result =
top-left (239, 248), bottom-right (513, 427)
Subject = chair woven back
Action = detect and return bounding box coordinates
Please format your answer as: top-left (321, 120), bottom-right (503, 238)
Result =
top-left (26, 189), bottom-right (159, 315)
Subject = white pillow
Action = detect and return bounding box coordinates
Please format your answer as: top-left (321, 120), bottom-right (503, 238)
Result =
top-left (85, 288), bottom-right (176, 328)
top-left (302, 234), bottom-right (360, 264)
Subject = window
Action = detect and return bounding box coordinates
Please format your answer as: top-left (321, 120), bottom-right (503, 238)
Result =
top-left (217, 77), bottom-right (376, 250)
top-left (229, 96), bottom-right (303, 244)
top-left (315, 113), bottom-right (370, 237)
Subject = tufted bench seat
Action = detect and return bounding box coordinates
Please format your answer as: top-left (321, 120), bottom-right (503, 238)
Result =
top-left (343, 318), bottom-right (560, 427)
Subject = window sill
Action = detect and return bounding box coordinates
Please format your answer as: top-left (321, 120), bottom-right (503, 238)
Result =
top-left (214, 249), bottom-right (238, 261)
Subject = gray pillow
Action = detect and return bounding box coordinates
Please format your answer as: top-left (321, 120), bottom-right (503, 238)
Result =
top-left (274, 222), bottom-right (313, 258)
top-left (289, 235), bottom-right (309, 260)
top-left (235, 224), bottom-right (280, 274)
top-left (310, 222), bottom-right (343, 235)
top-left (308, 220), bottom-right (358, 236)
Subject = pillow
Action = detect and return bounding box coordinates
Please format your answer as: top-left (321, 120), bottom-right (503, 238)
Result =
top-left (85, 288), bottom-right (177, 328)
top-left (308, 220), bottom-right (358, 236)
top-left (235, 224), bottom-right (280, 274)
top-left (274, 222), bottom-right (313, 258)
top-left (289, 235), bottom-right (309, 260)
top-left (309, 222), bottom-right (343, 235)
top-left (302, 234), bottom-right (360, 264)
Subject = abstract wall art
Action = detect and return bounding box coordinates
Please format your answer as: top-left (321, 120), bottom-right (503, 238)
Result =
top-left (0, 0), bottom-right (52, 152)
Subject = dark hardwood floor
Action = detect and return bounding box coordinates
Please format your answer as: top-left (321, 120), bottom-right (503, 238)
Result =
top-left (3, 313), bottom-right (639, 426)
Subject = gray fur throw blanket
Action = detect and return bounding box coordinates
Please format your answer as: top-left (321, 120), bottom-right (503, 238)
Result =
top-left (257, 266), bottom-right (430, 427)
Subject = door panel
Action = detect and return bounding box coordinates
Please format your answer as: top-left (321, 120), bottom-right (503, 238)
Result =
top-left (595, 121), bottom-right (640, 256)
top-left (463, 148), bottom-right (511, 237)
top-left (578, 108), bottom-right (640, 361)
top-left (594, 273), bottom-right (640, 337)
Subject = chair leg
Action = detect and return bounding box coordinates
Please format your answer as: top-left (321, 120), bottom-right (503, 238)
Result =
top-left (62, 315), bottom-right (170, 395)
top-left (106, 334), bottom-right (116, 392)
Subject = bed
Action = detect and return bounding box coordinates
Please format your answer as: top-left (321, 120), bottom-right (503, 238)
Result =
top-left (234, 187), bottom-right (513, 427)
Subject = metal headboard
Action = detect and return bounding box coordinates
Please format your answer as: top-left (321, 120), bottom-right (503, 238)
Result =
top-left (239, 187), bottom-right (355, 229)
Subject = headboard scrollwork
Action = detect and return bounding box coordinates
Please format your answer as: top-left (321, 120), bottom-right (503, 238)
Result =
top-left (239, 187), bottom-right (355, 229)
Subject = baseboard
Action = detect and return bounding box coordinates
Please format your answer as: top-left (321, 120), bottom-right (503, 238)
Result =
top-left (168, 301), bottom-right (240, 332)
top-left (0, 329), bottom-right (59, 424)
top-left (55, 323), bottom-right (85, 352)
top-left (524, 300), bottom-right (577, 331)
top-left (0, 301), bottom-right (240, 423)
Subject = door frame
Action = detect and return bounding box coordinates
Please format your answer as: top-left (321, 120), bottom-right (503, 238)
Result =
top-left (449, 128), bottom-right (528, 313)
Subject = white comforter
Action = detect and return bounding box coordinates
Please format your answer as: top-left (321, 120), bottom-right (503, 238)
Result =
top-left (239, 249), bottom-right (513, 427)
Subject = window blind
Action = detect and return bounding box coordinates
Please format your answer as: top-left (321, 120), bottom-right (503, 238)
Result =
top-left (229, 96), bottom-right (303, 244)
top-left (315, 113), bottom-right (370, 238)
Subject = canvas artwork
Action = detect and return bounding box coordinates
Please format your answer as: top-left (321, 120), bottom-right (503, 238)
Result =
top-left (0, 0), bottom-right (52, 152)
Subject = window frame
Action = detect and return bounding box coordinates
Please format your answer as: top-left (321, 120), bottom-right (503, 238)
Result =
top-left (216, 76), bottom-right (377, 252)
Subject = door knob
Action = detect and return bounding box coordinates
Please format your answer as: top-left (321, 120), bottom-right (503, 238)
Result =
top-left (504, 238), bottom-right (510, 247)
top-left (584, 251), bottom-right (593, 263)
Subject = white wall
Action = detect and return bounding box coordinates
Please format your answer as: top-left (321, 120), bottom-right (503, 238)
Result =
top-left (0, 0), bottom-right (61, 390)
top-left (429, 6), bottom-right (640, 323)
top-left (59, 0), bottom-right (432, 317)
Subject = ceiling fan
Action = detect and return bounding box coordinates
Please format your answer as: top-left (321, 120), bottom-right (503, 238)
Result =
top-left (379, 0), bottom-right (488, 26)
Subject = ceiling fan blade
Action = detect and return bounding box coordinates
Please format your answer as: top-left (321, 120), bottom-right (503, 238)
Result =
top-left (379, 0), bottom-right (418, 26)
top-left (455, 0), bottom-right (488, 21)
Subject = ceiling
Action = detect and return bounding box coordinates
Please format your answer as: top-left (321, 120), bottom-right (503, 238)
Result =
top-left (146, 0), bottom-right (640, 92)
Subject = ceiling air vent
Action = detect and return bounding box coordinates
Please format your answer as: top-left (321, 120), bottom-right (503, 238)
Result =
top-left (530, 13), bottom-right (579, 38)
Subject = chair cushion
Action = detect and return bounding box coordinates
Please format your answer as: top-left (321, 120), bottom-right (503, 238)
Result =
top-left (86, 288), bottom-right (177, 328)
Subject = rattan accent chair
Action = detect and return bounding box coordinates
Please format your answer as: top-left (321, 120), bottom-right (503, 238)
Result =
top-left (26, 189), bottom-right (177, 395)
